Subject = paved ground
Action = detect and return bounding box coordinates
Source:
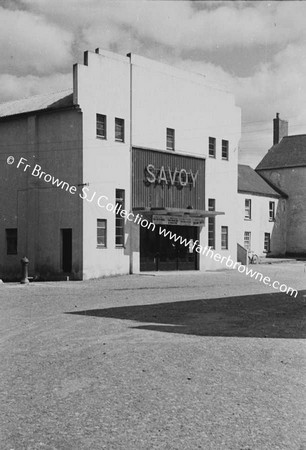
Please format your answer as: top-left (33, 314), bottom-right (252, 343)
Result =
top-left (1, 263), bottom-right (306, 450)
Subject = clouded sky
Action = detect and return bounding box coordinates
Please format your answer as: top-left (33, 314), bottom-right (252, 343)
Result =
top-left (1, 0), bottom-right (305, 166)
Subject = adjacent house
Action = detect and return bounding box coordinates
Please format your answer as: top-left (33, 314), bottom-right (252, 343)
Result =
top-left (238, 164), bottom-right (286, 258)
top-left (256, 114), bottom-right (306, 256)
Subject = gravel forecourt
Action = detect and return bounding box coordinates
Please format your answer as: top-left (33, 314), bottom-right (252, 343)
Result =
top-left (1, 263), bottom-right (306, 450)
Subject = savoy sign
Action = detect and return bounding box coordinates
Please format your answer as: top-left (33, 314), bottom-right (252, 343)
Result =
top-left (145, 164), bottom-right (198, 188)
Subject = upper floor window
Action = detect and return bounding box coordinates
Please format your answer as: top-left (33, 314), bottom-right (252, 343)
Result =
top-left (115, 189), bottom-right (125, 247)
top-left (221, 226), bottom-right (228, 250)
top-left (208, 199), bottom-right (215, 211)
top-left (209, 137), bottom-right (216, 158)
top-left (269, 201), bottom-right (275, 221)
top-left (222, 139), bottom-right (229, 160)
top-left (244, 231), bottom-right (251, 250)
top-left (166, 128), bottom-right (175, 151)
top-left (97, 219), bottom-right (107, 248)
top-left (96, 114), bottom-right (106, 139)
top-left (115, 118), bottom-right (125, 142)
top-left (245, 199), bottom-right (252, 220)
top-left (6, 228), bottom-right (17, 255)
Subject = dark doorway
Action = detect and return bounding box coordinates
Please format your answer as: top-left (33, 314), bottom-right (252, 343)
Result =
top-left (140, 225), bottom-right (199, 271)
top-left (61, 229), bottom-right (72, 272)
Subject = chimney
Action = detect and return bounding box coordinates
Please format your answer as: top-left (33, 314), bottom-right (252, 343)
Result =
top-left (273, 113), bottom-right (288, 145)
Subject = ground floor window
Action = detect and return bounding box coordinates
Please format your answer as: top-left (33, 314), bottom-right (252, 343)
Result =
top-left (244, 231), bottom-right (251, 250)
top-left (115, 189), bottom-right (125, 247)
top-left (97, 219), bottom-right (107, 248)
top-left (6, 228), bottom-right (17, 255)
top-left (264, 232), bottom-right (270, 253)
top-left (208, 199), bottom-right (215, 249)
top-left (221, 226), bottom-right (228, 250)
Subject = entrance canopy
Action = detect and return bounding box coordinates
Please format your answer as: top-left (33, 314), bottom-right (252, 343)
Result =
top-left (133, 207), bottom-right (224, 227)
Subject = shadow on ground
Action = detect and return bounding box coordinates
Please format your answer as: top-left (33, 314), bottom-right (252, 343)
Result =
top-left (67, 290), bottom-right (306, 339)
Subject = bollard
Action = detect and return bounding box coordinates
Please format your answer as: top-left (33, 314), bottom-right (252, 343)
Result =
top-left (20, 257), bottom-right (30, 284)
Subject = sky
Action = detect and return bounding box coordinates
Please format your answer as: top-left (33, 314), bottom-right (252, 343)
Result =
top-left (0, 0), bottom-right (305, 167)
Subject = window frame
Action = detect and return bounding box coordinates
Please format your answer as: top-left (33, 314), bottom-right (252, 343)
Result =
top-left (96, 113), bottom-right (107, 139)
top-left (6, 228), bottom-right (17, 255)
top-left (221, 226), bottom-right (228, 250)
top-left (166, 128), bottom-right (175, 151)
top-left (221, 139), bottom-right (229, 160)
top-left (269, 201), bottom-right (275, 222)
top-left (208, 137), bottom-right (216, 158)
top-left (264, 232), bottom-right (271, 253)
top-left (115, 117), bottom-right (125, 143)
top-left (97, 219), bottom-right (107, 248)
top-left (208, 198), bottom-right (216, 249)
top-left (115, 189), bottom-right (125, 248)
top-left (244, 199), bottom-right (252, 220)
top-left (244, 231), bottom-right (251, 251)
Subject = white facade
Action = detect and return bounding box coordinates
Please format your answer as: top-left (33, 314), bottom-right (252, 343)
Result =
top-left (73, 50), bottom-right (131, 278)
top-left (73, 49), bottom-right (241, 278)
top-left (238, 193), bottom-right (280, 257)
top-left (0, 48), bottom-right (241, 281)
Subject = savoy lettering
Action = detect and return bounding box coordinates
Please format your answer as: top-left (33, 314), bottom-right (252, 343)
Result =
top-left (145, 164), bottom-right (198, 187)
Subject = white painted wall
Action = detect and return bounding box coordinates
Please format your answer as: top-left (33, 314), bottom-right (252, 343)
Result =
top-left (237, 193), bottom-right (280, 257)
top-left (130, 54), bottom-right (241, 271)
top-left (74, 50), bottom-right (131, 279)
top-left (74, 49), bottom-right (241, 276)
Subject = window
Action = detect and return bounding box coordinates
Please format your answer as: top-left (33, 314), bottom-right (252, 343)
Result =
top-left (96, 114), bottom-right (106, 139)
top-left (115, 118), bottom-right (124, 142)
top-left (244, 231), bottom-right (251, 250)
top-left (6, 228), bottom-right (17, 255)
top-left (208, 199), bottom-right (216, 211)
top-left (166, 128), bottom-right (175, 151)
top-left (222, 139), bottom-right (229, 160)
top-left (221, 226), bottom-right (228, 250)
top-left (264, 233), bottom-right (271, 253)
top-left (269, 201), bottom-right (275, 221)
top-left (245, 199), bottom-right (252, 220)
top-left (97, 219), bottom-right (107, 248)
top-left (116, 189), bottom-right (125, 247)
top-left (208, 198), bottom-right (216, 249)
top-left (209, 137), bottom-right (216, 158)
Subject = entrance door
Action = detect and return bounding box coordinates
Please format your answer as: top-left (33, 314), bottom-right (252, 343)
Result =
top-left (140, 225), bottom-right (199, 271)
top-left (61, 229), bottom-right (72, 272)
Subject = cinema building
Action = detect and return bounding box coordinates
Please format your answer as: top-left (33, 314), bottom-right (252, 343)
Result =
top-left (0, 49), bottom-right (241, 280)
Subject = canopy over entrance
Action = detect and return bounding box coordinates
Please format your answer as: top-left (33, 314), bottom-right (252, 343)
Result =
top-left (133, 207), bottom-right (224, 227)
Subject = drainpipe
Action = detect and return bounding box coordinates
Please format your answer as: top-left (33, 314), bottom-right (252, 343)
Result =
top-left (128, 54), bottom-right (133, 274)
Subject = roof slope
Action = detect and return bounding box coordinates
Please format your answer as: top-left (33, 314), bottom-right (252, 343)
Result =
top-left (238, 164), bottom-right (281, 198)
top-left (0, 89), bottom-right (74, 118)
top-left (256, 135), bottom-right (306, 170)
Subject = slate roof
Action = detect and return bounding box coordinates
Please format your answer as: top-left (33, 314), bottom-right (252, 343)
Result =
top-left (256, 135), bottom-right (306, 170)
top-left (238, 164), bottom-right (282, 198)
top-left (0, 89), bottom-right (74, 118)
